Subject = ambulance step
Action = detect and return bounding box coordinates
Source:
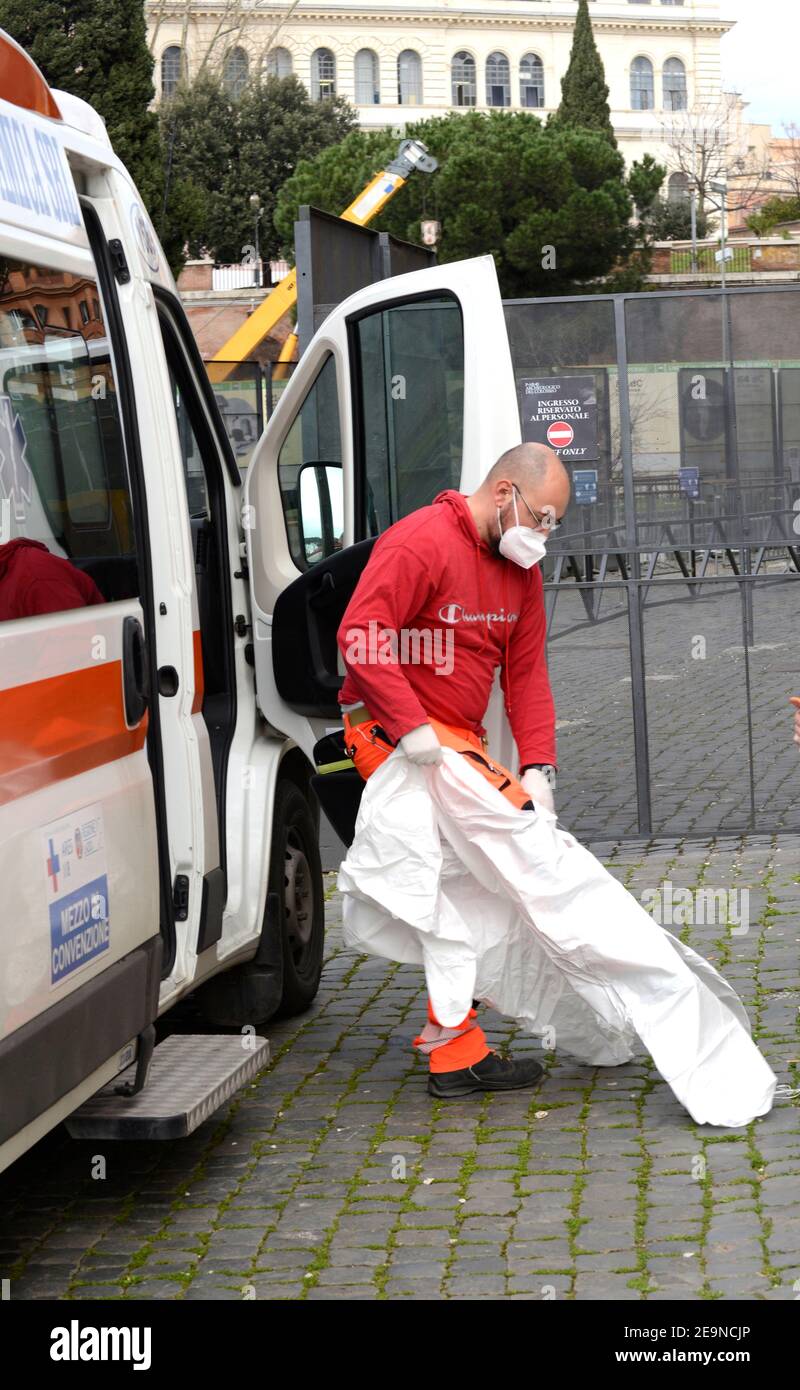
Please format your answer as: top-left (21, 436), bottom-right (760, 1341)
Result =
top-left (64, 1033), bottom-right (270, 1141)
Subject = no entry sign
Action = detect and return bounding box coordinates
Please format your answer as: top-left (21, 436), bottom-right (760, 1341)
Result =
top-left (518, 375), bottom-right (599, 460)
top-left (547, 420), bottom-right (574, 449)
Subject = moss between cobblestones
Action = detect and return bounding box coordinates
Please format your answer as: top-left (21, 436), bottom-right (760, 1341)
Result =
top-left (439, 1103), bottom-right (488, 1293)
top-left (692, 842), bottom-right (784, 1297)
top-left (742, 850), bottom-right (783, 1289)
top-left (627, 1065), bottom-right (657, 1296)
top-left (563, 1079), bottom-right (595, 1297)
top-left (746, 1124), bottom-right (782, 1289)
top-left (695, 1136), bottom-right (715, 1298)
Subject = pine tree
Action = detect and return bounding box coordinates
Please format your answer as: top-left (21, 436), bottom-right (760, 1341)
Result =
top-left (552, 0), bottom-right (616, 146)
top-left (276, 112), bottom-right (638, 296)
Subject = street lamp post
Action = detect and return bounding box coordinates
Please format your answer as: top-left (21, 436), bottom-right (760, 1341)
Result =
top-left (249, 193), bottom-right (263, 289)
top-left (709, 177), bottom-right (733, 461)
top-left (690, 145), bottom-right (698, 274)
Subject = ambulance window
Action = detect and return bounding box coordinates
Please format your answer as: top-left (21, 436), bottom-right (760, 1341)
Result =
top-left (352, 294), bottom-right (464, 536)
top-left (0, 257), bottom-right (139, 621)
top-left (277, 352), bottom-right (343, 569)
top-left (168, 370), bottom-right (209, 518)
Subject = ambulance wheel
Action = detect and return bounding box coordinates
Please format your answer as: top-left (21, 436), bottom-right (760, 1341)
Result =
top-left (271, 779), bottom-right (324, 1019)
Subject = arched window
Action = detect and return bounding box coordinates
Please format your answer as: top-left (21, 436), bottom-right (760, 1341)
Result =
top-left (452, 51), bottom-right (476, 107)
top-left (355, 49), bottom-right (379, 104)
top-left (311, 48), bottom-right (336, 101)
top-left (630, 56), bottom-right (654, 111)
top-left (397, 49), bottom-right (422, 105)
top-left (520, 53), bottom-right (544, 109)
top-left (265, 47), bottom-right (293, 79)
top-left (486, 52), bottom-right (510, 108)
top-left (663, 57), bottom-right (687, 111)
top-left (161, 45), bottom-right (183, 97)
top-left (668, 171), bottom-right (691, 203)
top-left (223, 46), bottom-right (249, 99)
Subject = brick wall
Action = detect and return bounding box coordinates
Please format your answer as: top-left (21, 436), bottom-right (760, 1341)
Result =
top-left (177, 260), bottom-right (214, 292)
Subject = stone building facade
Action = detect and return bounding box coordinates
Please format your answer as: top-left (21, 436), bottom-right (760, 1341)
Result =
top-left (148, 1), bottom-right (737, 173)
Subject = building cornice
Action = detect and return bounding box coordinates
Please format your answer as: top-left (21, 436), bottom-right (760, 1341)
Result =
top-left (147, 3), bottom-right (733, 38)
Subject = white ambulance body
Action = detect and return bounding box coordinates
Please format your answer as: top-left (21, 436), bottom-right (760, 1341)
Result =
top-left (0, 33), bottom-right (520, 1174)
top-left (0, 33), bottom-right (328, 1174)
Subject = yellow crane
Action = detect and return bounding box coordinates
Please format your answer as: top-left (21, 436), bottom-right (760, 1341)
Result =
top-left (210, 138), bottom-right (438, 373)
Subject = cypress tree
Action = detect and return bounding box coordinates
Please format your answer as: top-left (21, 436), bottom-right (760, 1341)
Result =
top-left (552, 0), bottom-right (616, 147)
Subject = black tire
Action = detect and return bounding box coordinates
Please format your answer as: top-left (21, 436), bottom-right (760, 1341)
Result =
top-left (270, 778), bottom-right (325, 1020)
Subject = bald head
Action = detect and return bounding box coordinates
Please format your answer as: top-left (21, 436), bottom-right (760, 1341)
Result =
top-left (467, 442), bottom-right (571, 552)
top-left (484, 442), bottom-right (560, 490)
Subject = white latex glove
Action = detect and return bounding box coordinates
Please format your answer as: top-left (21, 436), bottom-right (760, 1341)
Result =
top-left (398, 722), bottom-right (443, 765)
top-left (521, 767), bottom-right (555, 814)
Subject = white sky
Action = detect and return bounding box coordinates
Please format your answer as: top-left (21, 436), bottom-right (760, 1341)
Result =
top-left (721, 0), bottom-right (800, 130)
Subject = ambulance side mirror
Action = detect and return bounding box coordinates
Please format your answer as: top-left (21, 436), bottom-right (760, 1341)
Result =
top-left (298, 462), bottom-right (343, 567)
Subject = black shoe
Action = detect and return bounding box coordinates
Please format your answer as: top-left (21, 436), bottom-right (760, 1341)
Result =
top-left (427, 1050), bottom-right (544, 1099)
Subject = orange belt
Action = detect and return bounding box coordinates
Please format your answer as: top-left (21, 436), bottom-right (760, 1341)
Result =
top-left (342, 709), bottom-right (533, 811)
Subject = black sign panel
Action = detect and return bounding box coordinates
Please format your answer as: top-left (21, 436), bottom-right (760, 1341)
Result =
top-left (517, 375), bottom-right (599, 461)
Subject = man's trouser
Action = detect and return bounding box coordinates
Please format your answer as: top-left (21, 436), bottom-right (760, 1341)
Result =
top-left (342, 707), bottom-right (535, 1074)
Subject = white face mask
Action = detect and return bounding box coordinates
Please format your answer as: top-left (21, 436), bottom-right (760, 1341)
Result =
top-left (496, 490), bottom-right (548, 569)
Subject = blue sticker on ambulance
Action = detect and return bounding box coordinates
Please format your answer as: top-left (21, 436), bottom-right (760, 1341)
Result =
top-left (43, 804), bottom-right (110, 986)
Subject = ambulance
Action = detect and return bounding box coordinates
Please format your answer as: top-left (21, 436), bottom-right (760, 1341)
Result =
top-left (0, 31), bottom-right (520, 1173)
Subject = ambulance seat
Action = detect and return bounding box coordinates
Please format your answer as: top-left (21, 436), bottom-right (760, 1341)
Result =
top-left (76, 554), bottom-right (138, 603)
top-left (272, 537), bottom-right (377, 717)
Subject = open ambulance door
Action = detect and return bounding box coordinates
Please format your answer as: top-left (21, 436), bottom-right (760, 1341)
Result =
top-left (0, 173), bottom-right (163, 1173)
top-left (244, 254), bottom-right (521, 822)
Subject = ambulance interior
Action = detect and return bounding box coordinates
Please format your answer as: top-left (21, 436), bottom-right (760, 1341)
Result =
top-left (0, 255), bottom-right (234, 795)
top-left (0, 264), bottom-right (136, 608)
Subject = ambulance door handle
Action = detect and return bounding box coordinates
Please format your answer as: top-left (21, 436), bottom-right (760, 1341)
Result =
top-left (122, 616), bottom-right (150, 726)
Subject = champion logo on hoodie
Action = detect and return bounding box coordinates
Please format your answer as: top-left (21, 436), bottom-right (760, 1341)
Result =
top-left (438, 602), bottom-right (519, 626)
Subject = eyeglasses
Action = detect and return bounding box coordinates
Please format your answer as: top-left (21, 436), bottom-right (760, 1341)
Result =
top-left (512, 483), bottom-right (562, 533)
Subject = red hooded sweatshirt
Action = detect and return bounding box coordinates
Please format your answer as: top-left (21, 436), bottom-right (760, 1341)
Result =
top-left (337, 489), bottom-right (556, 769)
top-left (0, 539), bottom-right (105, 621)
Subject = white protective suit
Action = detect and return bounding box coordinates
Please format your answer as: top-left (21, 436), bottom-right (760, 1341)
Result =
top-left (338, 746), bottom-right (777, 1128)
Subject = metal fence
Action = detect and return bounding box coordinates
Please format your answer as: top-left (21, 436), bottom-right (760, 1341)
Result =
top-left (504, 284), bottom-right (800, 840)
top-left (669, 246), bottom-right (751, 275)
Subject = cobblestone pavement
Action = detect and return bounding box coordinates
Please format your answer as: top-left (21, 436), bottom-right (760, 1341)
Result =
top-left (2, 833), bottom-right (798, 1302)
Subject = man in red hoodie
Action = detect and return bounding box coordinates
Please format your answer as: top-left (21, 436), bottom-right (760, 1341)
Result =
top-left (337, 442), bottom-right (571, 1097)
top-left (0, 538), bottom-right (105, 621)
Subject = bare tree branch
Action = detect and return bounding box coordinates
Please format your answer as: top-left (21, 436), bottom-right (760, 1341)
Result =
top-left (660, 93), bottom-right (773, 225)
top-left (149, 1), bottom-right (307, 87)
top-left (148, 0), bottom-right (172, 56)
top-left (661, 96), bottom-right (745, 200)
